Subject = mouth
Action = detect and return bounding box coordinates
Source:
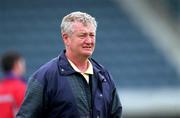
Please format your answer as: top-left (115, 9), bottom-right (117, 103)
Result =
top-left (83, 46), bottom-right (92, 49)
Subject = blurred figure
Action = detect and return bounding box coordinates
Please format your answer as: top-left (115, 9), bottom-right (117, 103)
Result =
top-left (0, 51), bottom-right (26, 118)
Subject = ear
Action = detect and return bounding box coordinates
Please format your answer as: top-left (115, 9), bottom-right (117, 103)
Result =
top-left (62, 33), bottom-right (70, 47)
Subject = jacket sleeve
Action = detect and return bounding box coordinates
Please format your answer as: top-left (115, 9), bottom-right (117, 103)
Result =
top-left (16, 76), bottom-right (44, 118)
top-left (106, 72), bottom-right (122, 118)
top-left (111, 87), bottom-right (122, 118)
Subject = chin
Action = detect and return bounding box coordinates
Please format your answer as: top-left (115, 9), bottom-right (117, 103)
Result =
top-left (81, 51), bottom-right (93, 57)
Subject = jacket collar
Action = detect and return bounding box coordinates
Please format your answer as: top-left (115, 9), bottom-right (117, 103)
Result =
top-left (58, 50), bottom-right (76, 75)
top-left (57, 50), bottom-right (102, 77)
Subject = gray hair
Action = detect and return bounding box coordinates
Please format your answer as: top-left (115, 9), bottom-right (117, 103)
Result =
top-left (61, 11), bottom-right (97, 35)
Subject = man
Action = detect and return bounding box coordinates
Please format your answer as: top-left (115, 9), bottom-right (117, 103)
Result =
top-left (0, 51), bottom-right (26, 118)
top-left (17, 11), bottom-right (122, 118)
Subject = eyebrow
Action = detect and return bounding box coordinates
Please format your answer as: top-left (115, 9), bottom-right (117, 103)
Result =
top-left (78, 32), bottom-right (95, 34)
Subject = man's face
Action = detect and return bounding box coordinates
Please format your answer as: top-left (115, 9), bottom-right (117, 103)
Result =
top-left (63, 22), bottom-right (96, 58)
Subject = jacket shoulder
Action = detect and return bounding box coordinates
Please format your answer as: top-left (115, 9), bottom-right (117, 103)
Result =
top-left (90, 58), bottom-right (106, 72)
top-left (30, 57), bottom-right (59, 83)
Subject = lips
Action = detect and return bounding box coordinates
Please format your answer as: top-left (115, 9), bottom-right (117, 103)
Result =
top-left (83, 47), bottom-right (91, 49)
top-left (83, 46), bottom-right (92, 48)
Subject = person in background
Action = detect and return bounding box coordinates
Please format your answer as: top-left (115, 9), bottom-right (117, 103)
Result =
top-left (17, 11), bottom-right (122, 118)
top-left (0, 51), bottom-right (26, 118)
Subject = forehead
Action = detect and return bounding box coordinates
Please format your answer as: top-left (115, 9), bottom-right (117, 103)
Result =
top-left (72, 22), bottom-right (96, 33)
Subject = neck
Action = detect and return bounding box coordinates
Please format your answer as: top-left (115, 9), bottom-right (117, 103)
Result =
top-left (6, 70), bottom-right (20, 78)
top-left (13, 69), bottom-right (21, 77)
top-left (66, 50), bottom-right (89, 72)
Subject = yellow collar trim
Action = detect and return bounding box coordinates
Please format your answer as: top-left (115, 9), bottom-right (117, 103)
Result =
top-left (67, 59), bottom-right (93, 75)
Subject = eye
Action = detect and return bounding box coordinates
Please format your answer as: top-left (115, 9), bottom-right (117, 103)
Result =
top-left (78, 33), bottom-right (86, 38)
top-left (89, 34), bottom-right (95, 37)
top-left (80, 34), bottom-right (85, 37)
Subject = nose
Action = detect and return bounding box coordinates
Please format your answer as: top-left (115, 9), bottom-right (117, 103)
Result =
top-left (85, 35), bottom-right (92, 44)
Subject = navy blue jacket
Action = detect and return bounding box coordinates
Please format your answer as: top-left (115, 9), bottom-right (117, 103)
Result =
top-left (17, 51), bottom-right (122, 118)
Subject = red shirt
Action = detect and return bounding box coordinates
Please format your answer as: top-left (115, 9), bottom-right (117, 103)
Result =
top-left (0, 78), bottom-right (26, 118)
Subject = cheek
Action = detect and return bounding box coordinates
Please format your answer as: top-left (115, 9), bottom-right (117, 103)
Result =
top-left (20, 64), bottom-right (25, 72)
top-left (69, 40), bottom-right (82, 51)
top-left (93, 39), bottom-right (96, 44)
top-left (92, 39), bottom-right (96, 46)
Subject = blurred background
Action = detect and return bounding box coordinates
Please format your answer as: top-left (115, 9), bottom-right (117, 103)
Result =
top-left (0, 0), bottom-right (179, 117)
